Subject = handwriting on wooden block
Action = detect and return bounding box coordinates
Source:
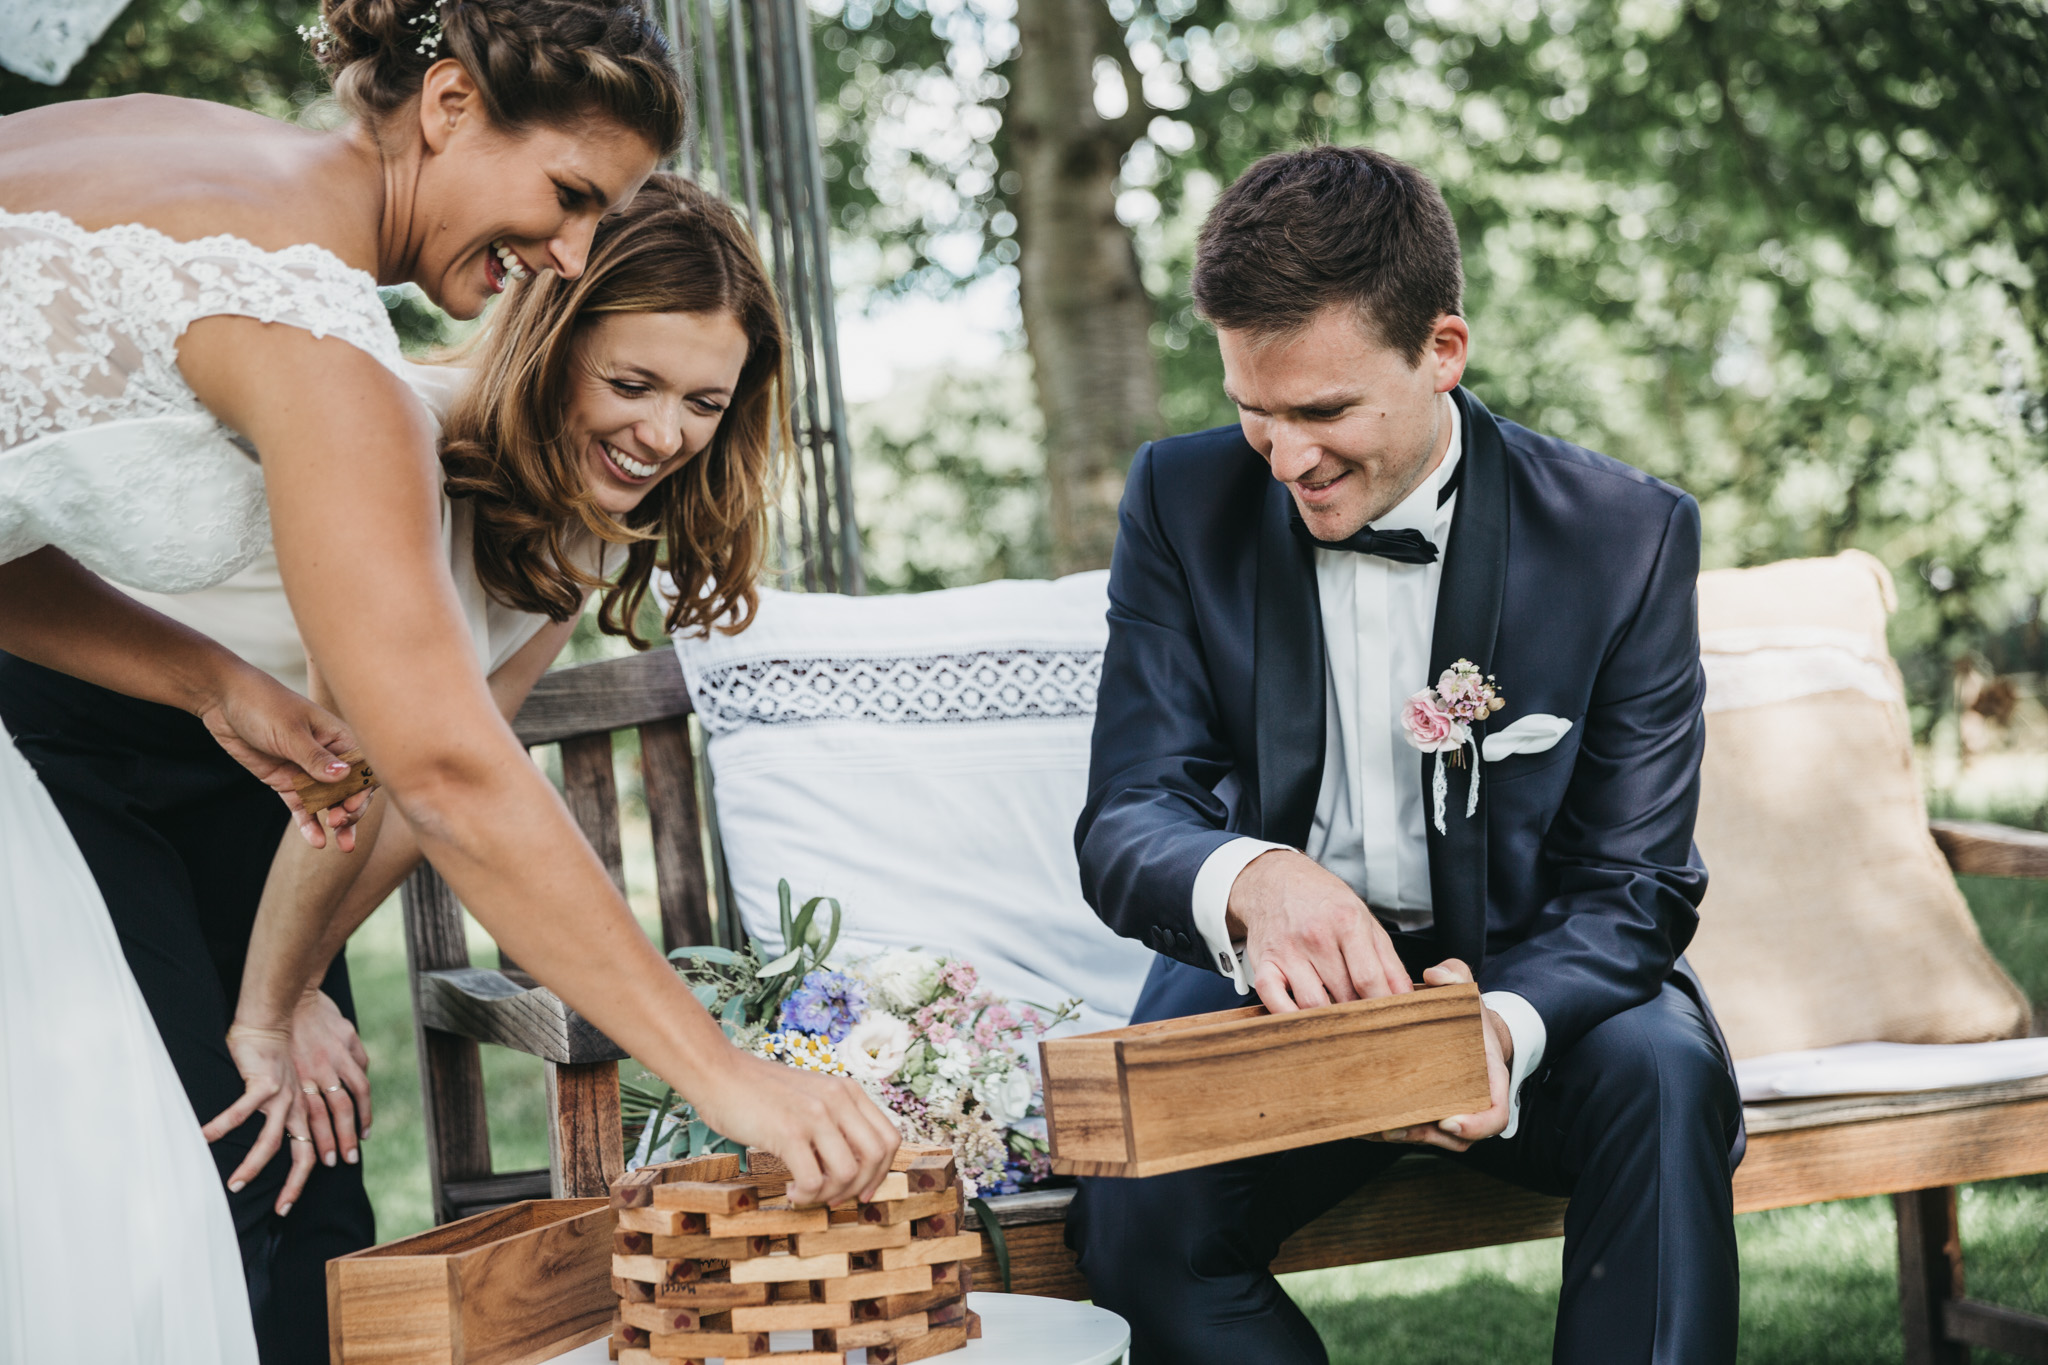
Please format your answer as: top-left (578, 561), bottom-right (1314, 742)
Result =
top-left (291, 749), bottom-right (379, 816)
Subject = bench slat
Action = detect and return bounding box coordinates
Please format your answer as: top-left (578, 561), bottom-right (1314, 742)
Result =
top-left (418, 968), bottom-right (629, 1065)
top-left (976, 1095), bottom-right (2048, 1299)
top-left (1930, 818), bottom-right (2048, 882)
top-left (514, 650), bottom-right (692, 747)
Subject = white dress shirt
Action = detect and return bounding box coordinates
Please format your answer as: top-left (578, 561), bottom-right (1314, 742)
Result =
top-left (1189, 394), bottom-right (1548, 1137)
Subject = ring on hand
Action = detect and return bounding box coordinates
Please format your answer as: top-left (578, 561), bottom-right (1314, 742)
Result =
top-left (325, 1084), bottom-right (344, 1094)
top-left (300, 1082), bottom-right (321, 1096)
top-left (288, 1133), bottom-right (312, 1143)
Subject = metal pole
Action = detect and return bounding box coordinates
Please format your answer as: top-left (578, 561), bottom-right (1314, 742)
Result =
top-left (728, 0), bottom-right (762, 228)
top-left (663, 0), bottom-right (697, 176)
top-left (786, 0), bottom-right (862, 592)
top-left (695, 0), bottom-right (731, 195)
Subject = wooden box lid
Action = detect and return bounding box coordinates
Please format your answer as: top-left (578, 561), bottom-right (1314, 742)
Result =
top-left (327, 1198), bottom-right (615, 1365)
top-left (1039, 983), bottom-right (1491, 1178)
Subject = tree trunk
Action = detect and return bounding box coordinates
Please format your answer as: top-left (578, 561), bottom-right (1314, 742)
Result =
top-left (1009, 0), bottom-right (1161, 573)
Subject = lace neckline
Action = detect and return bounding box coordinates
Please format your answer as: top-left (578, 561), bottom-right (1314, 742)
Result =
top-left (0, 206), bottom-right (382, 293)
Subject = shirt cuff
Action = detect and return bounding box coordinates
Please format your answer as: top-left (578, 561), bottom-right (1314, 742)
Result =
top-left (1480, 990), bottom-right (1547, 1140)
top-left (1191, 837), bottom-right (1291, 995)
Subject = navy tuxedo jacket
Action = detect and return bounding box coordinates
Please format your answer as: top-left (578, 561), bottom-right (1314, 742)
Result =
top-left (1076, 388), bottom-right (1715, 1063)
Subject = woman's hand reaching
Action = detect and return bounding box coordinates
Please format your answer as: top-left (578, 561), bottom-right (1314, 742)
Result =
top-left (691, 1049), bottom-right (901, 1206)
top-left (197, 662), bottom-right (372, 850)
top-left (204, 1021), bottom-right (318, 1216)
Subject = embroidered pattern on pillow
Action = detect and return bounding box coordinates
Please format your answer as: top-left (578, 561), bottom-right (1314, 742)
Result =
top-left (692, 650), bottom-right (1101, 735)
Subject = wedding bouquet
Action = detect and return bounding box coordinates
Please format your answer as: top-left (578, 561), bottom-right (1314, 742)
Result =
top-left (624, 881), bottom-right (1080, 1197)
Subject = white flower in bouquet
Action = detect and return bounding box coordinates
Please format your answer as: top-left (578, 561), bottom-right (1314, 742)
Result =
top-left (972, 1065), bottom-right (1034, 1127)
top-left (864, 948), bottom-right (946, 1011)
top-left (932, 1037), bottom-right (975, 1087)
top-left (836, 1013), bottom-right (911, 1082)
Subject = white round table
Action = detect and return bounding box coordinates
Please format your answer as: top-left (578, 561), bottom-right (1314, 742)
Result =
top-left (547, 1292), bottom-right (1129, 1364)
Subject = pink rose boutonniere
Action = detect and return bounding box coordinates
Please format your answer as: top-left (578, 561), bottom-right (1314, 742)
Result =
top-left (1402, 659), bottom-right (1505, 833)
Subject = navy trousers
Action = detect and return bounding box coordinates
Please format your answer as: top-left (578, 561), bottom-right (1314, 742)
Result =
top-left (1069, 946), bottom-right (1742, 1365)
top-left (0, 654), bottom-right (376, 1365)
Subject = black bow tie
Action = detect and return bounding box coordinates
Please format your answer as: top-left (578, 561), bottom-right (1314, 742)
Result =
top-left (1292, 519), bottom-right (1439, 563)
top-left (1287, 450), bottom-right (1463, 564)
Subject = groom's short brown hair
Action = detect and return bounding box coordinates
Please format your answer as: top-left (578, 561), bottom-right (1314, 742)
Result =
top-left (1192, 145), bottom-right (1464, 361)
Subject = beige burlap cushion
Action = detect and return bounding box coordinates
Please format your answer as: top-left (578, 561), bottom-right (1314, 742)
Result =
top-left (1685, 550), bottom-right (2029, 1059)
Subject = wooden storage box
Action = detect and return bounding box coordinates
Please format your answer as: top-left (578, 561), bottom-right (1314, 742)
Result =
top-left (1040, 982), bottom-right (1492, 1177)
top-left (327, 1198), bottom-right (615, 1365)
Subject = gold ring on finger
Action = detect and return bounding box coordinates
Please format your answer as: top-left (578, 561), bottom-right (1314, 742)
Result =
top-left (325, 1084), bottom-right (344, 1094)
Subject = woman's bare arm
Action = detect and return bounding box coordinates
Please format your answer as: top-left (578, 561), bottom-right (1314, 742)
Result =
top-left (183, 316), bottom-right (895, 1204)
top-left (238, 618), bottom-right (579, 1035)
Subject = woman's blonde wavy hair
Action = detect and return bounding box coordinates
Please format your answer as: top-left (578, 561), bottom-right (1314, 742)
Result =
top-left (438, 172), bottom-right (785, 645)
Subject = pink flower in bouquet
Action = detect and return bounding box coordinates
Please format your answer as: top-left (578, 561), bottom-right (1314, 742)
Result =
top-left (1401, 691), bottom-right (1467, 753)
top-left (942, 961), bottom-right (979, 994)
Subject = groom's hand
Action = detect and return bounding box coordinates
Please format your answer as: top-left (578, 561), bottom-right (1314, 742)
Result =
top-left (1369, 959), bottom-right (1513, 1151)
top-left (1227, 850), bottom-right (1413, 1011)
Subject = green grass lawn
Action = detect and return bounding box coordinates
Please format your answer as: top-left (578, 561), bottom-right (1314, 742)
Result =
top-left (345, 865), bottom-right (2048, 1362)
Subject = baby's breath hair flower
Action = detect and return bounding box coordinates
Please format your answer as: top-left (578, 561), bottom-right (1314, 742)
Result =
top-left (408, 3), bottom-right (446, 56)
top-left (296, 17), bottom-right (335, 60)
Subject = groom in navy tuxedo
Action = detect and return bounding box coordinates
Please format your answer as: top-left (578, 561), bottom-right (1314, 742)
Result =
top-left (1068, 146), bottom-right (1743, 1363)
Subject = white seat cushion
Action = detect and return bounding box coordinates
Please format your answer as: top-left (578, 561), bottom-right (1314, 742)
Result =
top-left (675, 572), bottom-right (1154, 1032)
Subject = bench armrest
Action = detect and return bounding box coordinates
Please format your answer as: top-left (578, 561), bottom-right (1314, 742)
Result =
top-left (1930, 819), bottom-right (2048, 882)
top-left (416, 966), bottom-right (630, 1064)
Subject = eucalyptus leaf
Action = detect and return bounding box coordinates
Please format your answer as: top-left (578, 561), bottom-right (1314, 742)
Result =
top-left (789, 897), bottom-right (821, 954)
top-left (778, 879), bottom-right (795, 947)
top-left (817, 899), bottom-right (843, 961)
top-left (670, 945), bottom-right (744, 967)
top-left (756, 948), bottom-right (804, 978)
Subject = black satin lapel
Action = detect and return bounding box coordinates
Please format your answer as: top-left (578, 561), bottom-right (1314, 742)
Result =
top-left (1253, 479), bottom-right (1324, 846)
top-left (1425, 389), bottom-right (1509, 970)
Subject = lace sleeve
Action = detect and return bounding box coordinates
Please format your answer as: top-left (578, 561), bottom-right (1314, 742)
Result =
top-left (1, 208), bottom-right (403, 450)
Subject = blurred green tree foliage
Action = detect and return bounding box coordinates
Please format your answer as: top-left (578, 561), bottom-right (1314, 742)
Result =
top-left (809, 0), bottom-right (2048, 721)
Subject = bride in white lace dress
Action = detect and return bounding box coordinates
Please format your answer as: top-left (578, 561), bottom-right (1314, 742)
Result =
top-left (0, 5), bottom-right (899, 1360)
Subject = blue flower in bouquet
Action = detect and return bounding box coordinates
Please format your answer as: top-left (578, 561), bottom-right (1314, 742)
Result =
top-left (780, 969), bottom-right (866, 1043)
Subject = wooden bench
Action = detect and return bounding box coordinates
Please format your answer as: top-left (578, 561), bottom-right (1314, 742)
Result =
top-left (404, 649), bottom-right (2048, 1363)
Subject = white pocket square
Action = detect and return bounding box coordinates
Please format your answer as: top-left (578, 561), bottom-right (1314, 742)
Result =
top-left (1482, 713), bottom-right (1573, 763)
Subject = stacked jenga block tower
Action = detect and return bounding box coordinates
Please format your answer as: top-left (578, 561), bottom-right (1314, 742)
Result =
top-left (608, 1145), bottom-right (984, 1363)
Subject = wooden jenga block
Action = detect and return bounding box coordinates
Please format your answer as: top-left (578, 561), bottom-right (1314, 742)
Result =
top-left (888, 1143), bottom-right (955, 1170)
top-left (879, 1234), bottom-right (982, 1270)
top-left (707, 1203), bottom-right (831, 1236)
top-left (813, 1264), bottom-right (933, 1302)
top-left (769, 1279), bottom-right (819, 1303)
top-left (623, 1355), bottom-right (841, 1365)
top-left (646, 1328), bottom-right (770, 1358)
top-left (651, 1234), bottom-right (771, 1259)
top-left (651, 1278), bottom-right (771, 1310)
top-left (616, 1274), bottom-right (655, 1303)
top-left (676, 1153), bottom-right (745, 1182)
top-left (613, 1321), bottom-right (649, 1349)
top-left (858, 1191), bottom-right (958, 1225)
top-left (729, 1251), bottom-right (849, 1284)
top-left (795, 1221), bottom-right (911, 1255)
top-left (742, 1148), bottom-right (793, 1182)
top-left (612, 1167), bottom-right (665, 1210)
top-left (869, 1324), bottom-right (969, 1363)
top-left (926, 1300), bottom-right (965, 1329)
top-left (910, 1210), bottom-right (960, 1238)
top-left (902, 1153), bottom-right (957, 1193)
top-left (621, 1303), bottom-right (731, 1334)
top-left (651, 1181), bottom-right (761, 1214)
top-left (814, 1311), bottom-right (928, 1351)
top-left (966, 1308), bottom-right (982, 1339)
top-left (853, 1279), bottom-right (962, 1321)
top-left (827, 1206), bottom-right (862, 1225)
top-left (616, 1229), bottom-right (655, 1256)
top-left (833, 1171), bottom-right (909, 1203)
top-left (729, 1301), bottom-right (852, 1331)
top-left (620, 1206), bottom-right (712, 1236)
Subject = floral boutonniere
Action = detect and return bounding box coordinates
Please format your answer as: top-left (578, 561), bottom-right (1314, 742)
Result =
top-left (1402, 659), bottom-right (1504, 833)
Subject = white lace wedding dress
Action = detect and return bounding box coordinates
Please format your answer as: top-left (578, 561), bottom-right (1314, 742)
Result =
top-left (0, 207), bottom-right (404, 1364)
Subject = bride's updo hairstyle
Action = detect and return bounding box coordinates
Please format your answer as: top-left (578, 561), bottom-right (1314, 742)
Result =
top-left (439, 173), bottom-right (785, 644)
top-left (312, 0), bottom-right (685, 159)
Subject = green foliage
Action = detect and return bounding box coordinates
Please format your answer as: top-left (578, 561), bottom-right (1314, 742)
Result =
top-left (812, 0), bottom-right (2048, 722)
top-left (0, 0), bottom-right (320, 118)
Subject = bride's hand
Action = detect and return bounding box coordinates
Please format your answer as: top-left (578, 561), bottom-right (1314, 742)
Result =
top-left (197, 661), bottom-right (372, 851)
top-left (204, 1022), bottom-right (319, 1216)
top-left (689, 1050), bottom-right (900, 1206)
